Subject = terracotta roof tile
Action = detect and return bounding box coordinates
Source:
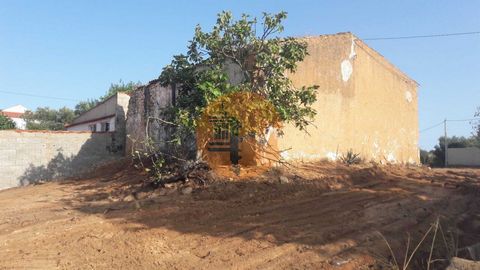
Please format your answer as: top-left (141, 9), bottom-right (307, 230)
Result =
top-left (0, 111), bottom-right (24, 118)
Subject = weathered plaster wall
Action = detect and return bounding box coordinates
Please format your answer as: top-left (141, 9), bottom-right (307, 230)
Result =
top-left (278, 33), bottom-right (419, 163)
top-left (125, 81), bottom-right (187, 156)
top-left (351, 38), bottom-right (419, 163)
top-left (114, 92), bottom-right (131, 153)
top-left (0, 130), bottom-right (122, 190)
top-left (126, 33), bottom-right (419, 165)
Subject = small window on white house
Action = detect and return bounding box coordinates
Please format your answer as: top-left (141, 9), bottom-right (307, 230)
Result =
top-left (89, 124), bottom-right (96, 132)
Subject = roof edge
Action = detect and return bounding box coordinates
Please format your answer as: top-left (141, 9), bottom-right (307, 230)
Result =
top-left (65, 114), bottom-right (116, 128)
top-left (352, 33), bottom-right (419, 86)
top-left (294, 32), bottom-right (419, 86)
top-left (69, 92), bottom-right (124, 124)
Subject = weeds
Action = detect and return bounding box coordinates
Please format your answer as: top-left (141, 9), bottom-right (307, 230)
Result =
top-left (378, 218), bottom-right (461, 270)
top-left (339, 149), bottom-right (362, 165)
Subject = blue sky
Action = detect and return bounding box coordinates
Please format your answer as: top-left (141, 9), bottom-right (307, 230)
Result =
top-left (0, 0), bottom-right (479, 149)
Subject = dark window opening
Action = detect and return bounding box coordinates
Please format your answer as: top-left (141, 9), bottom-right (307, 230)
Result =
top-left (100, 122), bottom-right (110, 132)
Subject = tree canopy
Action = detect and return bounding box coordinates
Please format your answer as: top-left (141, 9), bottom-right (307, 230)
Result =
top-left (23, 107), bottom-right (76, 131)
top-left (100, 80), bottom-right (141, 102)
top-left (421, 135), bottom-right (480, 167)
top-left (74, 80), bottom-right (141, 116)
top-left (74, 99), bottom-right (100, 116)
top-left (159, 11), bottom-right (318, 134)
top-left (473, 107), bottom-right (480, 138)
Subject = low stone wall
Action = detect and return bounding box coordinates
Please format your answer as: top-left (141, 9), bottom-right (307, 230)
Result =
top-left (0, 130), bottom-right (123, 189)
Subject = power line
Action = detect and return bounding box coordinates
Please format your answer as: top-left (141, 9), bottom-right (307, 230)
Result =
top-left (420, 118), bottom-right (480, 133)
top-left (420, 121), bottom-right (444, 133)
top-left (0, 90), bottom-right (80, 102)
top-left (1, 31), bottom-right (479, 102)
top-left (363, 31), bottom-right (480, 41)
top-left (447, 118), bottom-right (480, 122)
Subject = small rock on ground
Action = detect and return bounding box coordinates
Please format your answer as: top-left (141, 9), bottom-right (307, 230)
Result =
top-left (181, 187), bottom-right (193, 195)
top-left (446, 257), bottom-right (480, 270)
top-left (123, 194), bottom-right (135, 202)
top-left (279, 176), bottom-right (290, 184)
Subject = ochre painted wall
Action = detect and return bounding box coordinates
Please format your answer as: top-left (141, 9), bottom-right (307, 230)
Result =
top-left (278, 33), bottom-right (419, 163)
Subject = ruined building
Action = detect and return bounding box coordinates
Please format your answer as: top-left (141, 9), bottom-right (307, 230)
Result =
top-left (126, 32), bottom-right (419, 164)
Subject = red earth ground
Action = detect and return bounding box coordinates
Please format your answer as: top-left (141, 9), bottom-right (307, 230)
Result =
top-left (0, 161), bottom-right (479, 269)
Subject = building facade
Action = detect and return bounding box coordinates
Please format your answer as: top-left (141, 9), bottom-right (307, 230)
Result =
top-left (66, 92), bottom-right (130, 153)
top-left (0, 105), bottom-right (27, 129)
top-left (279, 33), bottom-right (419, 164)
top-left (126, 32), bottom-right (420, 164)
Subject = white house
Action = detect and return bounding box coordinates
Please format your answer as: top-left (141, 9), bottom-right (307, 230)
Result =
top-left (65, 93), bottom-right (131, 153)
top-left (65, 92), bottom-right (130, 132)
top-left (0, 105), bottom-right (27, 129)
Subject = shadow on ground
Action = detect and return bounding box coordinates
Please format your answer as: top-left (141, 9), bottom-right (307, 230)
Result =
top-left (58, 161), bottom-right (480, 268)
top-left (18, 133), bottom-right (124, 186)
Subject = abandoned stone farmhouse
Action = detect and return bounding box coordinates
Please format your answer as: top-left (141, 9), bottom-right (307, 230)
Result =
top-left (0, 32), bottom-right (419, 189)
top-left (127, 32), bottom-right (419, 165)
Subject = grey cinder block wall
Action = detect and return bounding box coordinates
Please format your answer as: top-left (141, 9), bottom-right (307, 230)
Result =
top-left (447, 147), bottom-right (480, 167)
top-left (0, 130), bottom-right (123, 190)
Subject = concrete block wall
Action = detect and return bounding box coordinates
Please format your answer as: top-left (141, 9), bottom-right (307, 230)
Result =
top-left (447, 147), bottom-right (480, 167)
top-left (0, 130), bottom-right (122, 190)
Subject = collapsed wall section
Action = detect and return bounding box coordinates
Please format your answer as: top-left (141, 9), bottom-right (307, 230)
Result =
top-left (125, 81), bottom-right (195, 158)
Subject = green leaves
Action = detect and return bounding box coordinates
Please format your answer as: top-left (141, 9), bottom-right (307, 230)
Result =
top-left (158, 10), bottom-right (318, 134)
top-left (101, 80), bottom-right (141, 102)
top-left (23, 107), bottom-right (76, 130)
top-left (0, 114), bottom-right (15, 130)
top-left (74, 99), bottom-right (99, 115)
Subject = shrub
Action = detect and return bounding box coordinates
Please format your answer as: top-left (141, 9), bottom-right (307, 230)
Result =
top-left (339, 149), bottom-right (362, 165)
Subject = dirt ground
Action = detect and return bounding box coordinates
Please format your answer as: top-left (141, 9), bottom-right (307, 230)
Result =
top-left (0, 161), bottom-right (479, 270)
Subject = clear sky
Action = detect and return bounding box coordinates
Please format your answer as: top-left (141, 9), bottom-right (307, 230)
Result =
top-left (1, 0), bottom-right (479, 149)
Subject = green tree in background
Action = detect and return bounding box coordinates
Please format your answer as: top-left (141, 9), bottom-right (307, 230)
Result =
top-left (74, 80), bottom-right (141, 116)
top-left (100, 80), bottom-right (141, 102)
top-left (422, 136), bottom-right (480, 167)
top-left (23, 107), bottom-right (75, 130)
top-left (74, 99), bottom-right (100, 116)
top-left (473, 107), bottom-right (480, 138)
top-left (0, 114), bottom-right (16, 130)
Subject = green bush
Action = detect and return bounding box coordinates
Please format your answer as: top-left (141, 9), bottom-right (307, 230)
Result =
top-left (0, 114), bottom-right (15, 130)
